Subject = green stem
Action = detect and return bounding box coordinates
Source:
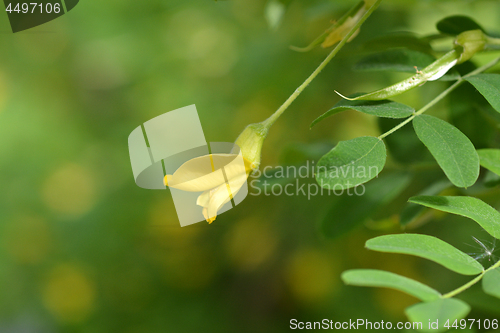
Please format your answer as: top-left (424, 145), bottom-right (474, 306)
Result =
top-left (261, 0), bottom-right (382, 129)
top-left (442, 258), bottom-right (500, 299)
top-left (378, 80), bottom-right (461, 140)
top-left (378, 55), bottom-right (500, 140)
top-left (486, 36), bottom-right (500, 46)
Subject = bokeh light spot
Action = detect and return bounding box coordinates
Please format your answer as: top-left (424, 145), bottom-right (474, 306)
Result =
top-left (42, 264), bottom-right (96, 323)
top-left (285, 249), bottom-right (340, 305)
top-left (225, 219), bottom-right (278, 272)
top-left (41, 163), bottom-right (97, 217)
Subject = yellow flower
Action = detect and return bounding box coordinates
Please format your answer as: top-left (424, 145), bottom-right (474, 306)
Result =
top-left (164, 122), bottom-right (267, 224)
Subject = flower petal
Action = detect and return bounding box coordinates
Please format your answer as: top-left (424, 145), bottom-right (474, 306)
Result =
top-left (197, 172), bottom-right (248, 224)
top-left (165, 154), bottom-right (252, 192)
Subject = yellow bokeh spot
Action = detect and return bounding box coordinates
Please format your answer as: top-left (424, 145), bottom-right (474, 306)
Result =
top-left (225, 219), bottom-right (278, 272)
top-left (3, 215), bottom-right (51, 264)
top-left (41, 163), bottom-right (96, 217)
top-left (285, 249), bottom-right (340, 305)
top-left (42, 264), bottom-right (96, 323)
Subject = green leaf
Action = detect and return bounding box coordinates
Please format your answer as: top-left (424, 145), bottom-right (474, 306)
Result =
top-left (400, 180), bottom-right (451, 226)
top-left (478, 149), bottom-right (500, 176)
top-left (320, 172), bottom-right (411, 238)
top-left (311, 97), bottom-right (414, 127)
top-left (405, 299), bottom-right (471, 333)
top-left (483, 268), bottom-right (500, 299)
top-left (342, 269), bottom-right (441, 302)
top-left (413, 115), bottom-right (480, 188)
top-left (366, 234), bottom-right (484, 275)
top-left (464, 74), bottom-right (500, 114)
top-left (408, 196), bottom-right (500, 239)
top-left (315, 136), bottom-right (386, 190)
top-left (354, 49), bottom-right (436, 73)
top-left (436, 15), bottom-right (485, 35)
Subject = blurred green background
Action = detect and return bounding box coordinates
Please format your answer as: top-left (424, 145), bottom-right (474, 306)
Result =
top-left (0, 0), bottom-right (500, 332)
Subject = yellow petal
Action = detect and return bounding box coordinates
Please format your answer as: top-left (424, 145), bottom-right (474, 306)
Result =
top-left (196, 189), bottom-right (211, 207)
top-left (197, 172), bottom-right (248, 224)
top-left (164, 154), bottom-right (252, 192)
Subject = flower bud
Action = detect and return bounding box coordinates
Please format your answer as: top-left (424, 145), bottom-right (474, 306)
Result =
top-left (234, 122), bottom-right (268, 171)
top-left (455, 29), bottom-right (487, 64)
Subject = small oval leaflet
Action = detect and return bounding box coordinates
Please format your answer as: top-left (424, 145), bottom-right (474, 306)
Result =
top-left (413, 114), bottom-right (479, 188)
top-left (436, 15), bottom-right (485, 35)
top-left (366, 234), bottom-right (484, 275)
top-left (311, 96), bottom-right (414, 128)
top-left (315, 136), bottom-right (386, 190)
top-left (409, 196), bottom-right (500, 240)
top-left (464, 74), bottom-right (500, 114)
top-left (405, 299), bottom-right (471, 333)
top-left (477, 149), bottom-right (500, 176)
top-left (483, 268), bottom-right (500, 299)
top-left (342, 269), bottom-right (441, 302)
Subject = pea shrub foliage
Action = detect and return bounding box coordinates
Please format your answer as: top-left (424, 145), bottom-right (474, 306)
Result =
top-left (285, 1), bottom-right (500, 331)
